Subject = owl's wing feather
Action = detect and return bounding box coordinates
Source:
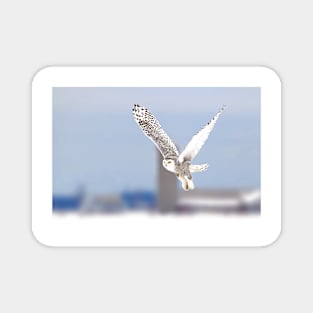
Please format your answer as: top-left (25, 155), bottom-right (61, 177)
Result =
top-left (178, 105), bottom-right (226, 163)
top-left (132, 104), bottom-right (179, 159)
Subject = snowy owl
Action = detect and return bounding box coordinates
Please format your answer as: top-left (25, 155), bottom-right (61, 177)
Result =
top-left (132, 104), bottom-right (226, 191)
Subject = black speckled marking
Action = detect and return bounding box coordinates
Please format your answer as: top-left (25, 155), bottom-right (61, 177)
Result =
top-left (132, 104), bottom-right (179, 159)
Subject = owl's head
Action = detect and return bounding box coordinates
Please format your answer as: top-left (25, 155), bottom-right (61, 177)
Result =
top-left (162, 159), bottom-right (176, 173)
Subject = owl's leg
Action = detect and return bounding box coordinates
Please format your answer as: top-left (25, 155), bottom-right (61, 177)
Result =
top-left (177, 176), bottom-right (188, 191)
top-left (189, 163), bottom-right (209, 173)
top-left (178, 176), bottom-right (194, 191)
top-left (185, 177), bottom-right (195, 190)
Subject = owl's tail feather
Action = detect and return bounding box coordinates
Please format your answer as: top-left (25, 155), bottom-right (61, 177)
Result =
top-left (190, 163), bottom-right (209, 173)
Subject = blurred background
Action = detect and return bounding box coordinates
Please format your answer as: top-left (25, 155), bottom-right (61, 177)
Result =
top-left (53, 87), bottom-right (260, 214)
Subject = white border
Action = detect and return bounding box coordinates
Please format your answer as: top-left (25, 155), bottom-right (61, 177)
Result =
top-left (32, 66), bottom-right (281, 247)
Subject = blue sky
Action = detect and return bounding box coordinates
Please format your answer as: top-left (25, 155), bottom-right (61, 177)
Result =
top-left (53, 87), bottom-right (260, 195)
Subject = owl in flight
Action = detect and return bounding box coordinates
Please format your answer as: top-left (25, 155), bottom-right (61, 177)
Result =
top-left (132, 104), bottom-right (226, 191)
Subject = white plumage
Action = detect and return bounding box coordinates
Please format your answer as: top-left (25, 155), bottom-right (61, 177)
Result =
top-left (132, 104), bottom-right (226, 190)
top-left (178, 107), bottom-right (225, 163)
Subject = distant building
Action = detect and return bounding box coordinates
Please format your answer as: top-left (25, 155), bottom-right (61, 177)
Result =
top-left (176, 188), bottom-right (260, 213)
top-left (121, 190), bottom-right (156, 209)
top-left (81, 195), bottom-right (123, 213)
top-left (53, 187), bottom-right (84, 211)
top-left (157, 150), bottom-right (177, 212)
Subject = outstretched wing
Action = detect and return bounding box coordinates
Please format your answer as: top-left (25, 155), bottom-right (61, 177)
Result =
top-left (178, 105), bottom-right (226, 163)
top-left (132, 104), bottom-right (179, 159)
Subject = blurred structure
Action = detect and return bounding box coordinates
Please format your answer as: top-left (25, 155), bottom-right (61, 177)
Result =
top-left (157, 151), bottom-right (177, 212)
top-left (176, 188), bottom-right (260, 213)
top-left (53, 187), bottom-right (84, 211)
top-left (121, 190), bottom-right (156, 209)
top-left (79, 191), bottom-right (156, 213)
top-left (81, 194), bottom-right (123, 213)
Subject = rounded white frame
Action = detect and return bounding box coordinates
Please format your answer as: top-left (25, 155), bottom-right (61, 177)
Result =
top-left (32, 66), bottom-right (281, 247)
